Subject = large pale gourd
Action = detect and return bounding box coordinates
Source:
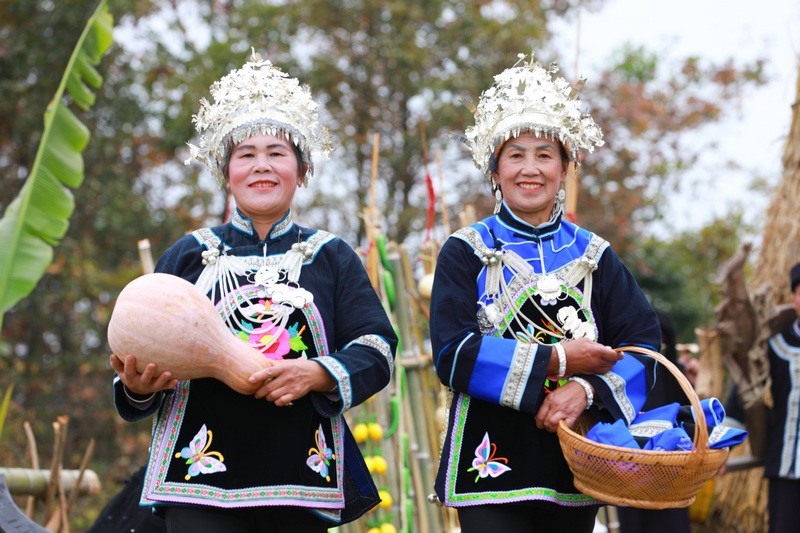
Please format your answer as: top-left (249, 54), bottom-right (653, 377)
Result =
top-left (107, 273), bottom-right (271, 395)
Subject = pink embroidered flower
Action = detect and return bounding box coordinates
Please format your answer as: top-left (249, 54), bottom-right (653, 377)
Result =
top-left (248, 321), bottom-right (291, 360)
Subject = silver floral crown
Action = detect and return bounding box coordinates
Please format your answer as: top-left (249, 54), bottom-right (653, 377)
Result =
top-left (185, 48), bottom-right (332, 186)
top-left (464, 53), bottom-right (604, 176)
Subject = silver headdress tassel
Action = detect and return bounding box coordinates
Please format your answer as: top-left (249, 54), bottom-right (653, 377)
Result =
top-left (185, 48), bottom-right (332, 186)
top-left (464, 53), bottom-right (604, 177)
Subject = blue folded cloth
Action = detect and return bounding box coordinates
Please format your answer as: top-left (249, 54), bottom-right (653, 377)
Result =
top-left (584, 396), bottom-right (747, 451)
top-left (698, 397), bottom-right (726, 427)
top-left (585, 418), bottom-right (640, 449)
top-left (708, 424), bottom-right (748, 448)
top-left (643, 427), bottom-right (693, 451)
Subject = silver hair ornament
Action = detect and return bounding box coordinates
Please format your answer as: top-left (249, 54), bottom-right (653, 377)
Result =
top-left (185, 48), bottom-right (332, 187)
top-left (464, 52), bottom-right (604, 177)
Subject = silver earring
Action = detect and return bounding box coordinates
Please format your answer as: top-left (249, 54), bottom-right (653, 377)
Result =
top-left (493, 186), bottom-right (503, 215)
top-left (556, 183), bottom-right (566, 204)
top-left (549, 183), bottom-right (566, 223)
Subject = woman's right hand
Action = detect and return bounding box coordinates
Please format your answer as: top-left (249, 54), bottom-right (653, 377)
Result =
top-left (563, 338), bottom-right (623, 376)
top-left (109, 353), bottom-right (178, 395)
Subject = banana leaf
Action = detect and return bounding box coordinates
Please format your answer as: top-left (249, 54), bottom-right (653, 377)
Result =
top-left (0, 0), bottom-right (113, 328)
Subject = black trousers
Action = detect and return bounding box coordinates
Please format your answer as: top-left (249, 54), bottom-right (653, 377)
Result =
top-left (769, 477), bottom-right (800, 533)
top-left (456, 503), bottom-right (597, 533)
top-left (616, 506), bottom-right (690, 533)
top-left (164, 505), bottom-right (330, 533)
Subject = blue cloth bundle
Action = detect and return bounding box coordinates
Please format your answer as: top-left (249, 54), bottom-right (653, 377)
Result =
top-left (583, 397), bottom-right (747, 451)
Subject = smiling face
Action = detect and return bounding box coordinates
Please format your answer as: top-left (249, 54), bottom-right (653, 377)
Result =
top-left (225, 133), bottom-right (306, 235)
top-left (491, 132), bottom-right (568, 226)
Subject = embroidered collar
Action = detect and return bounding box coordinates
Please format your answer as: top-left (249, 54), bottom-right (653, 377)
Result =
top-left (496, 202), bottom-right (561, 240)
top-left (231, 208), bottom-right (294, 240)
top-left (793, 318), bottom-right (800, 338)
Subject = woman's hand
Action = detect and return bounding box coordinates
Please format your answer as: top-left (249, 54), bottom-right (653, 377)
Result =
top-left (563, 338), bottom-right (623, 375)
top-left (534, 381), bottom-right (588, 432)
top-left (109, 353), bottom-right (178, 395)
top-left (249, 359), bottom-right (336, 407)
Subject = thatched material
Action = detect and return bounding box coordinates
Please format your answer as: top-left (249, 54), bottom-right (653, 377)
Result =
top-left (751, 66), bottom-right (800, 303)
top-left (697, 63), bottom-right (800, 533)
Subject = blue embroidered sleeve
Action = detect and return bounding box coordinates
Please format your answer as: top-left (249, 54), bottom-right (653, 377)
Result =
top-left (430, 237), bottom-right (550, 414)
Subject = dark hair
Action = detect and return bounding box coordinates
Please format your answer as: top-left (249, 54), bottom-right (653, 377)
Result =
top-left (791, 262), bottom-right (800, 293)
top-left (220, 137), bottom-right (305, 182)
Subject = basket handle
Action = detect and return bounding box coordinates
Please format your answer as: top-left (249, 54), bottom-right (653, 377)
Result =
top-left (613, 345), bottom-right (710, 455)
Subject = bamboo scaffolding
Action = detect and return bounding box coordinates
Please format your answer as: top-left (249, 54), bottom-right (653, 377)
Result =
top-left (387, 246), bottom-right (440, 533)
top-left (336, 130), bottom-right (459, 533)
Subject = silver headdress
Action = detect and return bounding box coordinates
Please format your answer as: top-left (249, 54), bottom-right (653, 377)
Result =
top-left (464, 53), bottom-right (604, 177)
top-left (185, 48), bottom-right (332, 186)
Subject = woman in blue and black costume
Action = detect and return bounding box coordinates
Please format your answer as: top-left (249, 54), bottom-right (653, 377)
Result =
top-left (428, 54), bottom-right (661, 533)
top-left (108, 50), bottom-right (397, 533)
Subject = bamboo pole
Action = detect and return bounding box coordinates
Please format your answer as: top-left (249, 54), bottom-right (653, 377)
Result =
top-left (565, 161), bottom-right (579, 220)
top-left (364, 133), bottom-right (381, 293)
top-left (137, 239), bottom-right (155, 275)
top-left (387, 248), bottom-right (440, 533)
top-left (0, 469), bottom-right (101, 498)
top-left (64, 438), bottom-right (95, 518)
top-left (44, 417), bottom-right (67, 517)
top-left (23, 420), bottom-right (39, 517)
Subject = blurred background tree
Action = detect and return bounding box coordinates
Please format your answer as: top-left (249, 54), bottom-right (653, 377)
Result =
top-left (0, 0), bottom-right (768, 528)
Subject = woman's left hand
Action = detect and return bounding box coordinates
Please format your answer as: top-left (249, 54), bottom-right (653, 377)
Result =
top-left (249, 359), bottom-right (335, 406)
top-left (534, 381), bottom-right (587, 432)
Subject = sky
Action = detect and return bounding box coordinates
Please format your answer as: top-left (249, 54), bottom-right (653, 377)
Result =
top-left (549, 0), bottom-right (800, 234)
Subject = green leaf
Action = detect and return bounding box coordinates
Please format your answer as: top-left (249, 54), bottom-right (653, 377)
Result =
top-left (0, 0), bottom-right (113, 326)
top-left (0, 385), bottom-right (13, 443)
top-left (290, 336), bottom-right (309, 352)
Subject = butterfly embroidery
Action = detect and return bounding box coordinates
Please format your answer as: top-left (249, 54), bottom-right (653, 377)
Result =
top-left (175, 424), bottom-right (227, 481)
top-left (307, 424), bottom-right (335, 482)
top-left (467, 432), bottom-right (511, 482)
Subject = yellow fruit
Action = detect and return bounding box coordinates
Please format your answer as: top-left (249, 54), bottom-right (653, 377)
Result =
top-left (372, 455), bottom-right (388, 475)
top-left (353, 423), bottom-right (368, 443)
top-left (364, 455), bottom-right (375, 473)
top-left (380, 524), bottom-right (398, 533)
top-left (368, 422), bottom-right (384, 441)
top-left (367, 528), bottom-right (381, 533)
top-left (378, 489), bottom-right (392, 509)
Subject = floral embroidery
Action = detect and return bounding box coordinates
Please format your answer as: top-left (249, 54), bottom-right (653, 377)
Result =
top-left (246, 320), bottom-right (291, 359)
top-left (174, 424), bottom-right (226, 481)
top-left (236, 319), bottom-right (309, 360)
top-left (307, 424), bottom-right (335, 482)
top-left (467, 432), bottom-right (511, 482)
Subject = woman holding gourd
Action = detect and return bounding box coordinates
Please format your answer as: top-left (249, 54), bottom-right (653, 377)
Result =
top-left (109, 50), bottom-right (397, 533)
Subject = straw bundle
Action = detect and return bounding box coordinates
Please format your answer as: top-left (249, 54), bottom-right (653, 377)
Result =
top-left (694, 62), bottom-right (800, 533)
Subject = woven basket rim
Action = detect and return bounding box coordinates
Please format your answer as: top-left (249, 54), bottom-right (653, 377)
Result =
top-left (556, 345), bottom-right (730, 507)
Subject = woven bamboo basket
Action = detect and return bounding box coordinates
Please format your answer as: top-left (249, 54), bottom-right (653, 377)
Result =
top-left (556, 346), bottom-right (729, 509)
